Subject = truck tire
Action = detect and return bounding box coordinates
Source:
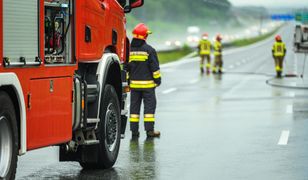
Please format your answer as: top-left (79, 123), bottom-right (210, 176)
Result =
top-left (0, 91), bottom-right (18, 180)
top-left (81, 84), bottom-right (121, 169)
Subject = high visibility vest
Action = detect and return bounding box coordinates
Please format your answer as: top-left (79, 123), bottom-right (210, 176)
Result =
top-left (272, 42), bottom-right (286, 57)
top-left (199, 40), bottom-right (211, 55)
top-left (214, 41), bottom-right (222, 56)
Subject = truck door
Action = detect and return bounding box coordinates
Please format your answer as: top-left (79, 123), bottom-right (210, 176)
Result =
top-left (78, 0), bottom-right (106, 60)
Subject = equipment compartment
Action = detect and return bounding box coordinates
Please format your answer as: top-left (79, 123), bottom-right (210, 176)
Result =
top-left (44, 0), bottom-right (72, 64)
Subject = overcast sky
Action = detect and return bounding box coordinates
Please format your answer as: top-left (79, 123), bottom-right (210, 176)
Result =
top-left (229, 0), bottom-right (307, 7)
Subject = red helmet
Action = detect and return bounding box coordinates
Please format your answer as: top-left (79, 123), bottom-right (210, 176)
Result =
top-left (132, 23), bottom-right (152, 40)
top-left (216, 34), bottom-right (222, 41)
top-left (275, 35), bottom-right (281, 41)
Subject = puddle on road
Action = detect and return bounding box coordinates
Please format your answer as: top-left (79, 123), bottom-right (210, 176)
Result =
top-left (18, 138), bottom-right (158, 180)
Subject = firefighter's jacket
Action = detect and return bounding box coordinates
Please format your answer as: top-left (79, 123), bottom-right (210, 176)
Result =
top-left (198, 39), bottom-right (211, 55)
top-left (214, 41), bottom-right (222, 56)
top-left (272, 41), bottom-right (286, 57)
top-left (127, 39), bottom-right (161, 90)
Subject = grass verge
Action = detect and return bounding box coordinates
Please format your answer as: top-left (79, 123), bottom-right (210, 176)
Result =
top-left (157, 45), bottom-right (193, 64)
top-left (157, 27), bottom-right (280, 64)
top-left (230, 29), bottom-right (279, 47)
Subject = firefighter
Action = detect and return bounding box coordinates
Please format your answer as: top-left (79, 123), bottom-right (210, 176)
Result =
top-left (127, 23), bottom-right (161, 138)
top-left (272, 35), bottom-right (286, 78)
top-left (198, 33), bottom-right (212, 74)
top-left (213, 34), bottom-right (223, 74)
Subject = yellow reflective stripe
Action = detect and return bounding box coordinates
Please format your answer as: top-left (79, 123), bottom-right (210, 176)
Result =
top-left (153, 70), bottom-right (161, 79)
top-left (130, 51), bottom-right (149, 55)
top-left (275, 66), bottom-right (282, 71)
top-left (206, 63), bottom-right (211, 68)
top-left (144, 114), bottom-right (155, 118)
top-left (200, 51), bottom-right (210, 55)
top-left (129, 55), bottom-right (148, 62)
top-left (130, 84), bottom-right (156, 89)
top-left (144, 117), bottom-right (155, 122)
top-left (130, 80), bottom-right (155, 85)
top-left (130, 114), bottom-right (140, 118)
top-left (130, 80), bottom-right (156, 88)
top-left (130, 118), bottom-right (139, 122)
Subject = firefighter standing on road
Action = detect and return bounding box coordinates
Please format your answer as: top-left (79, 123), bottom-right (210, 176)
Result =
top-left (127, 23), bottom-right (161, 138)
top-left (198, 33), bottom-right (212, 74)
top-left (272, 35), bottom-right (286, 78)
top-left (213, 35), bottom-right (223, 74)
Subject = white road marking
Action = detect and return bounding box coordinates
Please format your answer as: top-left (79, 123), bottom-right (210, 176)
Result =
top-left (228, 65), bottom-right (234, 69)
top-left (278, 130), bottom-right (290, 145)
top-left (189, 79), bottom-right (199, 84)
top-left (286, 105), bottom-right (293, 114)
top-left (162, 88), bottom-right (177, 94)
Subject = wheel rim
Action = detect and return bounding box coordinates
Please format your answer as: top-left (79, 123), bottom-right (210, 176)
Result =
top-left (0, 116), bottom-right (13, 178)
top-left (105, 103), bottom-right (119, 152)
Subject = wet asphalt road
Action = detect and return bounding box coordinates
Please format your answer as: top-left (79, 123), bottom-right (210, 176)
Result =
top-left (16, 23), bottom-right (308, 180)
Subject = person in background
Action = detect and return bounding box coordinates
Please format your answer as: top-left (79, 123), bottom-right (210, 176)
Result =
top-left (272, 35), bottom-right (286, 78)
top-left (198, 33), bottom-right (212, 74)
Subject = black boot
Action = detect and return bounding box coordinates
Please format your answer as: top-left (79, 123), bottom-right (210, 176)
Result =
top-left (146, 130), bottom-right (161, 138)
top-left (276, 71), bottom-right (282, 78)
top-left (132, 131), bottom-right (140, 138)
top-left (200, 68), bottom-right (204, 74)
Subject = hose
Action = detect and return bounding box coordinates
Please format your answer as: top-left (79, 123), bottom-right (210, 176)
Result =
top-left (224, 71), bottom-right (308, 90)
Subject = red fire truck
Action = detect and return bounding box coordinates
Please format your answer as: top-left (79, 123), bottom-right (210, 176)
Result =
top-left (0, 0), bottom-right (144, 179)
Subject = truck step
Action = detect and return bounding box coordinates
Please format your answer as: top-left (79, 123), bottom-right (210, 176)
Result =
top-left (83, 139), bottom-right (100, 145)
top-left (87, 118), bottom-right (100, 124)
top-left (86, 83), bottom-right (99, 103)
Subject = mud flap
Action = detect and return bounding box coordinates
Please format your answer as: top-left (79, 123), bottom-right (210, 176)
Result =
top-left (121, 115), bottom-right (127, 137)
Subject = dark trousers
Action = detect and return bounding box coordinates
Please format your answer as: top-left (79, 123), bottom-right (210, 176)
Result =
top-left (214, 55), bottom-right (223, 71)
top-left (274, 56), bottom-right (284, 72)
top-left (130, 89), bottom-right (157, 132)
top-left (200, 54), bottom-right (211, 69)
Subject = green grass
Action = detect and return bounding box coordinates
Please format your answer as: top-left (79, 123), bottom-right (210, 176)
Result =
top-left (157, 27), bottom-right (281, 64)
top-left (157, 45), bottom-right (193, 64)
top-left (230, 29), bottom-right (279, 47)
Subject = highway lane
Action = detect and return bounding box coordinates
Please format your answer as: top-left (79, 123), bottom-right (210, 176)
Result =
top-left (16, 23), bottom-right (308, 179)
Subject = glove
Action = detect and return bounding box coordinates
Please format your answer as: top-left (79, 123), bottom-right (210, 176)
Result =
top-left (154, 78), bottom-right (161, 87)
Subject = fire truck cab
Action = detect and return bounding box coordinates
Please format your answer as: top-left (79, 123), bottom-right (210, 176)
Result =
top-left (0, 0), bottom-right (143, 179)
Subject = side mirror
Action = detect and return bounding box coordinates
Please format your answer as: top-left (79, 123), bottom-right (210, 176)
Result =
top-left (130, 0), bottom-right (144, 8)
top-left (124, 0), bottom-right (144, 13)
top-left (124, 6), bottom-right (132, 13)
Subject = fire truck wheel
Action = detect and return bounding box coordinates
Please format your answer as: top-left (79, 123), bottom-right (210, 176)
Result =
top-left (0, 91), bottom-right (18, 180)
top-left (81, 84), bottom-right (121, 169)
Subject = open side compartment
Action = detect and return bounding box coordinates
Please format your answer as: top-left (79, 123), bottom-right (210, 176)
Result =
top-left (44, 0), bottom-right (73, 64)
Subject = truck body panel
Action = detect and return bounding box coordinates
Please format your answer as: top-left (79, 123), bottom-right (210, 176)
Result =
top-left (0, 0), bottom-right (128, 151)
